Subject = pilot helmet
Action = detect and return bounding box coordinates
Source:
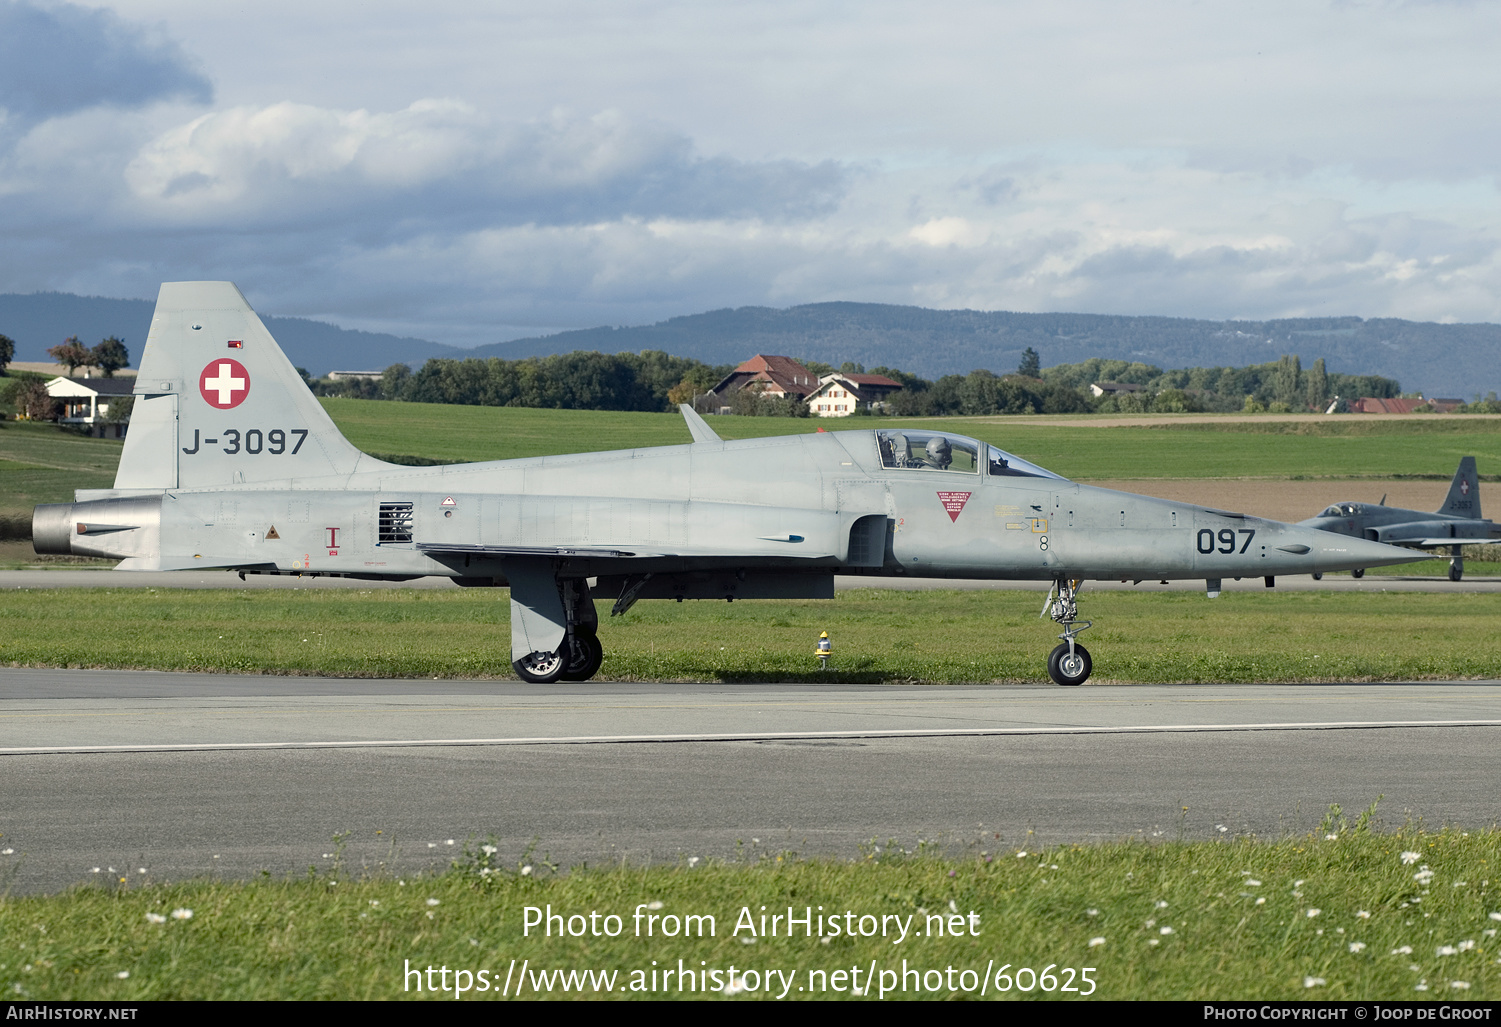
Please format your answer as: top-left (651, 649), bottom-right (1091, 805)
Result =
top-left (926, 436), bottom-right (951, 463)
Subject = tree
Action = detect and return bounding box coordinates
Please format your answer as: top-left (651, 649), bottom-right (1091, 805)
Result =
top-left (102, 395), bottom-right (134, 424)
top-left (1305, 357), bottom-right (1329, 411)
top-left (20, 379), bottom-right (58, 420)
top-left (91, 337), bottom-right (130, 377)
top-left (0, 333), bottom-right (14, 375)
top-left (1017, 347), bottom-right (1041, 378)
top-left (47, 337), bottom-right (94, 378)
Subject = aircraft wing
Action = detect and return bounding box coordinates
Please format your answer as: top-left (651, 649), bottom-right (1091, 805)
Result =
top-left (416, 543), bottom-right (645, 559)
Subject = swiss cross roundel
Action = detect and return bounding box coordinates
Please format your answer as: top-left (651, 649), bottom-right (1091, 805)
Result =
top-left (199, 359), bottom-right (250, 409)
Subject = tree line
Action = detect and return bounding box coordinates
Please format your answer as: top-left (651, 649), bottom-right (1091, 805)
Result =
top-left (306, 347), bottom-right (1417, 418)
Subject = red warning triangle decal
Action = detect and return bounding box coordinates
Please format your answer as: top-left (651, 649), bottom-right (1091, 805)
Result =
top-left (937, 491), bottom-right (972, 522)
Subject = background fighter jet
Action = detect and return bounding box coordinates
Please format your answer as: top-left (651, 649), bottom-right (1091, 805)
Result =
top-left (33, 283), bottom-right (1421, 686)
top-left (1299, 458), bottom-right (1500, 581)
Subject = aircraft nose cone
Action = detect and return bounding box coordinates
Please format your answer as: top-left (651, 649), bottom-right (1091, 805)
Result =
top-left (1303, 528), bottom-right (1423, 573)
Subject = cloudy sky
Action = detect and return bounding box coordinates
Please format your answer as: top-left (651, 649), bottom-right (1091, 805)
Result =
top-left (3, 0), bottom-right (1501, 345)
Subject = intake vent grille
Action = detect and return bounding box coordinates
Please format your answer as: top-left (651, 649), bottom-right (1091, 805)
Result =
top-left (378, 502), bottom-right (414, 543)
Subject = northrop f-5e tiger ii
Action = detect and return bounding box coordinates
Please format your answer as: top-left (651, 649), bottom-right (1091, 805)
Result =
top-left (33, 282), bottom-right (1423, 685)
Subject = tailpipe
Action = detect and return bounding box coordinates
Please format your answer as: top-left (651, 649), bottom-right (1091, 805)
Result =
top-left (32, 503), bottom-right (76, 555)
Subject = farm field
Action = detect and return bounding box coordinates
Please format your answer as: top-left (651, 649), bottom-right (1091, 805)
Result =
top-left (321, 398), bottom-right (1501, 482)
top-left (3, 586), bottom-right (1499, 683)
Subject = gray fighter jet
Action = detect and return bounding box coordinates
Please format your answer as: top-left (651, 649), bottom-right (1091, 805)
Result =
top-left (32, 282), bottom-right (1421, 685)
top-left (1298, 457), bottom-right (1500, 581)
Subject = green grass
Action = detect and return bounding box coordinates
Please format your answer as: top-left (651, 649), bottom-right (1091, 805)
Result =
top-left (2, 824), bottom-right (1497, 1000)
top-left (319, 399), bottom-right (1501, 480)
top-left (0, 422), bottom-right (121, 522)
top-left (3, 587), bottom-right (1500, 683)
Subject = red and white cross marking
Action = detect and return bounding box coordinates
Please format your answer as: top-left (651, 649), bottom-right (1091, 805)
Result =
top-left (1461, 478), bottom-right (1471, 496)
top-left (199, 359), bottom-right (250, 409)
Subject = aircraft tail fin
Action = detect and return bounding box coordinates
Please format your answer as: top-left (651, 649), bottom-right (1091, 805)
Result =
top-left (1436, 456), bottom-right (1481, 519)
top-left (115, 282), bottom-right (388, 490)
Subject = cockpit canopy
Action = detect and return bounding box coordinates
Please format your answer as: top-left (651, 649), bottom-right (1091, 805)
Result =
top-left (875, 430), bottom-right (1065, 480)
top-left (1321, 504), bottom-right (1360, 517)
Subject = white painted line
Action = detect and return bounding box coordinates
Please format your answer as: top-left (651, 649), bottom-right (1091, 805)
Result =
top-left (3, 718), bottom-right (1501, 755)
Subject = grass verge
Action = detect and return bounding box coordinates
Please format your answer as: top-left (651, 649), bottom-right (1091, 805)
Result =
top-left (2, 822), bottom-right (1498, 1000)
top-left (3, 587), bottom-right (1500, 682)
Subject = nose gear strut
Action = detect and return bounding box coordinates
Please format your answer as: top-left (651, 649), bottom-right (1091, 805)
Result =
top-left (1040, 578), bottom-right (1093, 686)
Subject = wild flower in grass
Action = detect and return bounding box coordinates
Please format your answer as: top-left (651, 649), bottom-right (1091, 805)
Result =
top-left (1016, 851), bottom-right (1028, 858)
top-left (722, 975), bottom-right (746, 995)
top-left (1415, 981), bottom-right (1429, 991)
top-left (1356, 911), bottom-right (1371, 919)
top-left (1086, 908), bottom-right (1099, 917)
top-left (1325, 834), bottom-right (1338, 841)
top-left (1256, 898), bottom-right (1266, 905)
top-left (1349, 943), bottom-right (1366, 953)
top-left (1216, 825), bottom-right (1228, 833)
top-left (1307, 909), bottom-right (1321, 918)
top-left (144, 913), bottom-right (165, 924)
top-left (1303, 977), bottom-right (1326, 988)
top-left (1246, 880), bottom-right (1261, 887)
top-left (1148, 939), bottom-right (1159, 946)
top-left (1437, 945), bottom-right (1458, 956)
top-left (1414, 869), bottom-right (1435, 885)
top-left (647, 901), bottom-right (664, 910)
top-left (426, 898), bottom-right (440, 907)
top-left (520, 865), bottom-right (534, 876)
top-left (1088, 937), bottom-right (1105, 947)
top-left (1392, 946), bottom-right (1413, 955)
top-left (1490, 912), bottom-right (1501, 921)
top-left (1451, 981), bottom-right (1470, 990)
top-left (1155, 901), bottom-right (1168, 909)
top-left (1160, 926), bottom-right (1174, 935)
top-left (480, 845), bottom-right (497, 856)
top-left (1457, 940), bottom-right (1476, 952)
top-left (688, 857), bottom-right (700, 867)
top-left (170, 909), bottom-right (192, 920)
top-left (369, 900), bottom-right (379, 908)
top-left (740, 937), bottom-right (756, 945)
top-left (1401, 851), bottom-right (1422, 865)
top-left (115, 972), bottom-right (128, 979)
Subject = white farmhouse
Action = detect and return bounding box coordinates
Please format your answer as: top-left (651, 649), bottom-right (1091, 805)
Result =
top-left (805, 372), bottom-right (904, 416)
top-left (44, 376), bottom-right (135, 437)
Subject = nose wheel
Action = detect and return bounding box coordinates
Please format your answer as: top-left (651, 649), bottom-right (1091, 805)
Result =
top-left (1041, 579), bottom-right (1093, 686)
top-left (1048, 642), bottom-right (1092, 686)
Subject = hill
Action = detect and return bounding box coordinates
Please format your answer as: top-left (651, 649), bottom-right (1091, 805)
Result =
top-left (0, 292), bottom-right (461, 377)
top-left (471, 304), bottom-right (1501, 398)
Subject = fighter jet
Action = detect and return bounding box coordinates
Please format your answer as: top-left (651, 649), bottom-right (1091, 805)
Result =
top-left (32, 283), bottom-right (1422, 685)
top-left (1298, 457), bottom-right (1500, 581)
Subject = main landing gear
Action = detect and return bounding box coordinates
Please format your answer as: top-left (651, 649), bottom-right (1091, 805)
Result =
top-left (1449, 546), bottom-right (1464, 583)
top-left (1041, 578), bottom-right (1092, 686)
top-left (511, 576), bottom-right (604, 684)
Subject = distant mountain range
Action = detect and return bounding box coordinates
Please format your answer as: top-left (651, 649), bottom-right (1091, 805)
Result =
top-left (0, 292), bottom-right (461, 378)
top-left (475, 304), bottom-right (1499, 398)
top-left (4, 292), bottom-right (1497, 397)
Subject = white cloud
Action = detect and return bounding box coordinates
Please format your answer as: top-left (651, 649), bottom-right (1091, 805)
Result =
top-left (5, 1), bottom-right (1501, 344)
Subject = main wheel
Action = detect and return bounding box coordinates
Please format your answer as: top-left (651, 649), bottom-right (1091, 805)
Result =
top-left (1047, 643), bottom-right (1092, 686)
top-left (559, 631), bottom-right (604, 681)
top-left (1351, 568), bottom-right (1365, 579)
top-left (1310, 572), bottom-right (1323, 581)
top-left (513, 648), bottom-right (566, 684)
top-left (1449, 562), bottom-right (1464, 582)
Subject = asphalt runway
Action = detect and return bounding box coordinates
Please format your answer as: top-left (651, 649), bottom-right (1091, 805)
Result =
top-left (3, 669), bottom-right (1501, 894)
top-left (4, 569), bottom-right (1500, 593)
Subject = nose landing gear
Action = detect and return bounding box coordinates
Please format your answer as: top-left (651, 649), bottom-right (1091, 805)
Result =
top-left (1041, 578), bottom-right (1093, 686)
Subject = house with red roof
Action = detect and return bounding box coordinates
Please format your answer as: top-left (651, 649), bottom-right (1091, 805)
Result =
top-left (707, 355), bottom-right (823, 411)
